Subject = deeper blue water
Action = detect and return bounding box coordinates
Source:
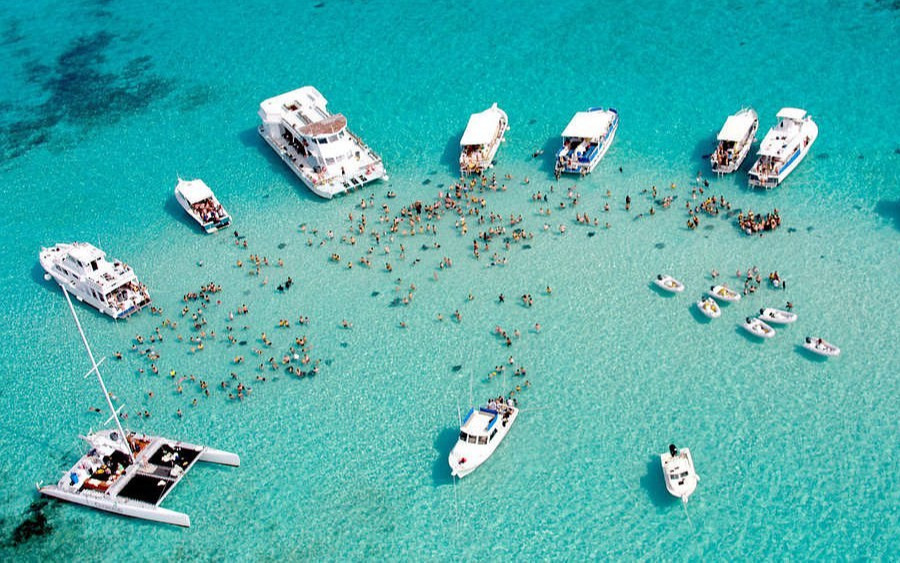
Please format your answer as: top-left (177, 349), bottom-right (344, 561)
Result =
top-left (1, 0), bottom-right (898, 559)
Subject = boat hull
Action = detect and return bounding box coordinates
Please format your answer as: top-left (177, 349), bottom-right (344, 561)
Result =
top-left (258, 126), bottom-right (388, 199)
top-left (653, 275), bottom-right (684, 293)
top-left (40, 486), bottom-right (191, 527)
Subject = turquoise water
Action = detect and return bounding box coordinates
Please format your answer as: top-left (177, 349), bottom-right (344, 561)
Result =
top-left (1, 0), bottom-right (898, 559)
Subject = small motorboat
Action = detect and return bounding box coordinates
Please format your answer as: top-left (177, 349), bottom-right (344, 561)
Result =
top-left (758, 307), bottom-right (797, 324)
top-left (660, 444), bottom-right (699, 502)
top-left (696, 297), bottom-right (721, 319)
top-left (741, 317), bottom-right (776, 338)
top-left (708, 284), bottom-right (741, 302)
top-left (653, 274), bottom-right (685, 293)
top-left (449, 397), bottom-right (518, 478)
top-left (802, 337), bottom-right (841, 357)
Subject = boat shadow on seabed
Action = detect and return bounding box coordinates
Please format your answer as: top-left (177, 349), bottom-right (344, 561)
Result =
top-left (431, 427), bottom-right (459, 487)
top-left (640, 456), bottom-right (677, 510)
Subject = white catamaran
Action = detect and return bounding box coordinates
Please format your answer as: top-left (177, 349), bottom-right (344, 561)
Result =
top-left (258, 86), bottom-right (388, 199)
top-left (38, 287), bottom-right (239, 527)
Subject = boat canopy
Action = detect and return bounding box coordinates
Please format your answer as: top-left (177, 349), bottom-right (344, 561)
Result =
top-left (460, 104), bottom-right (503, 146)
top-left (561, 110), bottom-right (613, 139)
top-left (176, 179), bottom-right (214, 205)
top-left (299, 114), bottom-right (347, 137)
top-left (717, 112), bottom-right (756, 142)
top-left (776, 107), bottom-right (807, 121)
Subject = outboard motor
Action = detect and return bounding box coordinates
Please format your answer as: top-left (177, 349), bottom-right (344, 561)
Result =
top-left (669, 444), bottom-right (678, 457)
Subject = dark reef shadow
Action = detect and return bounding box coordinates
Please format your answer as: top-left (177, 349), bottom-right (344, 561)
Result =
top-left (431, 426), bottom-right (459, 487)
top-left (640, 456), bottom-right (676, 509)
top-left (875, 199), bottom-right (900, 231)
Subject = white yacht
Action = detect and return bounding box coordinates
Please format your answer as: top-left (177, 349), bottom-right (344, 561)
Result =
top-left (38, 288), bottom-right (240, 527)
top-left (40, 242), bottom-right (151, 319)
top-left (555, 107), bottom-right (618, 176)
top-left (459, 103), bottom-right (509, 175)
top-left (710, 108), bottom-right (758, 174)
top-left (174, 178), bottom-right (231, 233)
top-left (449, 399), bottom-right (518, 478)
top-left (748, 108), bottom-right (818, 188)
top-left (258, 86), bottom-right (388, 199)
top-left (660, 444), bottom-right (699, 502)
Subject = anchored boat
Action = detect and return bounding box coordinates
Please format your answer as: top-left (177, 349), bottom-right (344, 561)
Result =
top-left (40, 242), bottom-right (151, 319)
top-left (459, 103), bottom-right (509, 175)
top-left (174, 178), bottom-right (231, 233)
top-left (258, 86), bottom-right (388, 199)
top-left (748, 108), bottom-right (818, 188)
top-left (449, 397), bottom-right (518, 478)
top-left (660, 444), bottom-right (699, 503)
top-left (555, 107), bottom-right (618, 176)
top-left (710, 108), bottom-right (758, 174)
top-left (38, 288), bottom-right (239, 527)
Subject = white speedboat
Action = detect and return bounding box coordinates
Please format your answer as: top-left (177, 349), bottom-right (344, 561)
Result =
top-left (758, 307), bottom-right (797, 324)
top-left (748, 108), bottom-right (818, 188)
top-left (696, 297), bottom-right (721, 319)
top-left (708, 284), bottom-right (741, 302)
top-left (258, 86), bottom-right (388, 199)
top-left (742, 316), bottom-right (776, 338)
top-left (459, 103), bottom-right (509, 175)
top-left (802, 337), bottom-right (841, 357)
top-left (38, 288), bottom-right (239, 527)
top-left (653, 274), bottom-right (685, 293)
top-left (174, 178), bottom-right (231, 233)
top-left (449, 398), bottom-right (518, 478)
top-left (710, 108), bottom-right (758, 174)
top-left (660, 444), bottom-right (699, 502)
top-left (555, 107), bottom-right (618, 176)
top-left (40, 242), bottom-right (151, 319)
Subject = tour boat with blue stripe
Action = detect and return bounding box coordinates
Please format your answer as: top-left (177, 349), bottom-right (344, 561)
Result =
top-left (258, 86), bottom-right (388, 199)
top-left (40, 242), bottom-right (151, 319)
top-left (555, 107), bottom-right (618, 176)
top-left (449, 398), bottom-right (518, 478)
top-left (710, 108), bottom-right (758, 174)
top-left (748, 108), bottom-right (818, 188)
top-left (459, 103), bottom-right (509, 175)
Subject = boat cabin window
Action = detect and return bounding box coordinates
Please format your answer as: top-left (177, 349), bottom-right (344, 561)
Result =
top-left (467, 434), bottom-right (477, 444)
top-left (477, 436), bottom-right (488, 445)
top-left (458, 431), bottom-right (468, 441)
top-left (90, 260), bottom-right (99, 271)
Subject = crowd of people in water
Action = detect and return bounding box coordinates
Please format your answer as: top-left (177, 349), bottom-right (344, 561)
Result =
top-left (99, 155), bottom-right (800, 423)
top-left (738, 208), bottom-right (782, 235)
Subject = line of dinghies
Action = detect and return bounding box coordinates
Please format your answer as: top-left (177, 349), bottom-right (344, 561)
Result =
top-left (653, 275), bottom-right (839, 357)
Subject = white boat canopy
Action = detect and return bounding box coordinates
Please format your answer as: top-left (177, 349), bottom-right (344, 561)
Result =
top-left (717, 112), bottom-right (756, 142)
top-left (561, 111), bottom-right (613, 139)
top-left (460, 104), bottom-right (503, 146)
top-left (176, 179), bottom-right (214, 205)
top-left (776, 107), bottom-right (807, 121)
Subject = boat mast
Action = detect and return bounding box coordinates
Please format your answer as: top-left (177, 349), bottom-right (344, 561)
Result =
top-left (61, 286), bottom-right (135, 463)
